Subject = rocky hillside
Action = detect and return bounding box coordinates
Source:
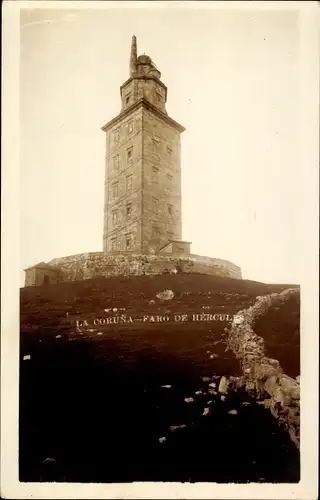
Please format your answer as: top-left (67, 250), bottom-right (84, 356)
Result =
top-left (20, 274), bottom-right (300, 483)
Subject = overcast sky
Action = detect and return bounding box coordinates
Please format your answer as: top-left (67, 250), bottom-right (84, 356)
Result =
top-left (19, 4), bottom-right (311, 285)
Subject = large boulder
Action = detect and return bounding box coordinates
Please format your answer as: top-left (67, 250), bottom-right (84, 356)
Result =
top-left (264, 375), bottom-right (279, 397)
top-left (253, 362), bottom-right (279, 381)
top-left (218, 376), bottom-right (229, 394)
top-left (279, 375), bottom-right (300, 400)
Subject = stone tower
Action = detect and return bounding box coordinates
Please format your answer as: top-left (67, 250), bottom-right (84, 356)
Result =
top-left (23, 36), bottom-right (243, 287)
top-left (102, 36), bottom-right (186, 254)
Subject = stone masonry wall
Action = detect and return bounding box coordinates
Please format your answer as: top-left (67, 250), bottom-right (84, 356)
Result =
top-left (141, 108), bottom-right (182, 253)
top-left (48, 252), bottom-right (241, 282)
top-left (226, 288), bottom-right (300, 449)
top-left (103, 106), bottom-right (143, 253)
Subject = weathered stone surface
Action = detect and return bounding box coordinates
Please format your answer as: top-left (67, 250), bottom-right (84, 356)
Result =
top-left (226, 287), bottom-right (300, 450)
top-left (273, 386), bottom-right (292, 407)
top-left (279, 376), bottom-right (300, 400)
top-left (218, 376), bottom-right (229, 394)
top-left (25, 252), bottom-right (242, 287)
top-left (253, 363), bottom-right (279, 381)
top-left (264, 375), bottom-right (279, 397)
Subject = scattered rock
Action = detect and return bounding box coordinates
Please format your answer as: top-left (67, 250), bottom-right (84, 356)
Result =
top-left (158, 437), bottom-right (166, 444)
top-left (104, 308), bottom-right (111, 312)
top-left (245, 381), bottom-right (256, 391)
top-left (210, 353), bottom-right (218, 359)
top-left (184, 397), bottom-right (195, 403)
top-left (208, 389), bottom-right (217, 395)
top-left (161, 385), bottom-right (172, 389)
top-left (279, 375), bottom-right (300, 400)
top-left (273, 386), bottom-right (292, 406)
top-left (23, 355), bottom-right (31, 361)
top-left (156, 290), bottom-right (174, 301)
top-left (208, 382), bottom-right (216, 388)
top-left (264, 375), bottom-right (279, 397)
top-left (218, 376), bottom-right (228, 394)
top-left (253, 363), bottom-right (278, 381)
top-left (195, 390), bottom-right (202, 395)
top-left (55, 335), bottom-right (62, 339)
top-left (263, 399), bottom-right (272, 409)
top-left (202, 408), bottom-right (211, 416)
top-left (201, 376), bottom-right (211, 382)
top-left (228, 409), bottom-right (238, 415)
top-left (97, 332), bottom-right (103, 336)
top-left (43, 457), bottom-right (56, 464)
top-left (233, 314), bottom-right (244, 324)
top-left (149, 300), bottom-right (155, 304)
top-left (241, 402), bottom-right (251, 406)
top-left (169, 424), bottom-right (186, 432)
top-left (113, 308), bottom-right (118, 312)
top-left (221, 395), bottom-right (226, 401)
top-left (262, 357), bottom-right (282, 370)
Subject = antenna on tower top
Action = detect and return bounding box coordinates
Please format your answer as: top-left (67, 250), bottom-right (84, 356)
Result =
top-left (130, 35), bottom-right (138, 76)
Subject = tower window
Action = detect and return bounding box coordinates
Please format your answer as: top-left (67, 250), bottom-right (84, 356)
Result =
top-left (126, 174), bottom-right (133, 192)
top-left (152, 138), bottom-right (159, 152)
top-left (125, 233), bottom-right (132, 249)
top-left (113, 155), bottom-right (120, 172)
top-left (152, 166), bottom-right (159, 181)
top-left (152, 197), bottom-right (158, 213)
top-left (126, 203), bottom-right (132, 219)
top-left (128, 120), bottom-right (133, 134)
top-left (114, 129), bottom-right (120, 142)
top-left (156, 92), bottom-right (162, 103)
top-left (112, 182), bottom-right (118, 199)
top-left (167, 231), bottom-right (173, 241)
top-left (125, 94), bottom-right (131, 105)
top-left (167, 204), bottom-right (172, 216)
top-left (167, 146), bottom-right (172, 154)
top-left (112, 210), bottom-right (118, 225)
top-left (127, 147), bottom-right (133, 163)
top-left (167, 173), bottom-right (173, 181)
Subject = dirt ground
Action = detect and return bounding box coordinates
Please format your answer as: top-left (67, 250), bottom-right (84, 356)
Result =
top-left (19, 273), bottom-right (300, 483)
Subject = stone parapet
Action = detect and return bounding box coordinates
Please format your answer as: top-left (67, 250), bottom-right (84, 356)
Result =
top-left (45, 251), bottom-right (242, 283)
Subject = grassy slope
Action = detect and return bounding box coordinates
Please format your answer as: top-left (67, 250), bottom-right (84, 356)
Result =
top-left (20, 274), bottom-right (300, 483)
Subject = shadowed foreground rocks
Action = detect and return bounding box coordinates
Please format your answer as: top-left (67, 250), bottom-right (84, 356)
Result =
top-left (20, 274), bottom-right (300, 483)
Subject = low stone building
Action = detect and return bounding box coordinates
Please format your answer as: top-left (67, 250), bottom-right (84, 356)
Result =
top-left (24, 36), bottom-right (242, 287)
top-left (24, 262), bottom-right (64, 287)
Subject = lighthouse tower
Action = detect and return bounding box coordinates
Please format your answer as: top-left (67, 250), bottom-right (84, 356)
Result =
top-left (102, 36), bottom-right (187, 255)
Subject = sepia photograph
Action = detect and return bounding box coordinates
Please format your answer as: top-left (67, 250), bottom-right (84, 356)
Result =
top-left (1, 1), bottom-right (319, 498)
